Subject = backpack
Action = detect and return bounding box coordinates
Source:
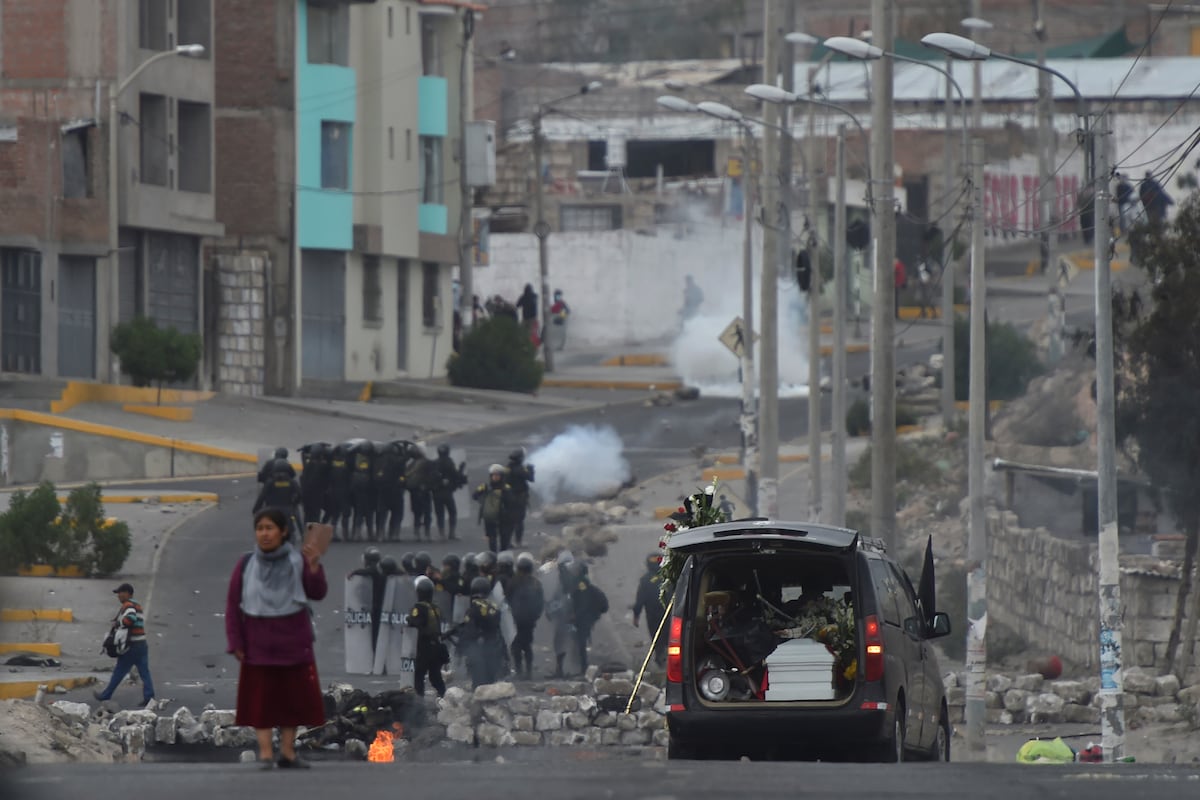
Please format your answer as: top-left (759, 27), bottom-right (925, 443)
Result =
top-left (481, 488), bottom-right (503, 522)
top-left (101, 624), bottom-right (129, 658)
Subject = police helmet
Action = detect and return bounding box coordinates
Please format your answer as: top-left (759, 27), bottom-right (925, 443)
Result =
top-left (516, 552), bottom-right (536, 572)
top-left (497, 550), bottom-right (515, 567)
top-left (509, 448), bottom-right (525, 463)
top-left (556, 549), bottom-right (575, 567)
top-left (363, 547), bottom-right (382, 567)
top-left (437, 443), bottom-right (451, 457)
top-left (409, 443), bottom-right (425, 459)
top-left (274, 447), bottom-right (288, 459)
top-left (488, 463), bottom-right (505, 476)
top-left (442, 553), bottom-right (461, 572)
top-left (400, 552), bottom-right (416, 574)
top-left (470, 577), bottom-right (492, 597)
top-left (379, 556), bottom-right (400, 576)
top-left (415, 575), bottom-right (435, 600)
top-left (414, 551), bottom-right (432, 573)
top-left (476, 550), bottom-right (497, 573)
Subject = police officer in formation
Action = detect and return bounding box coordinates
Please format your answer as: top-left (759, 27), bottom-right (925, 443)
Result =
top-left (348, 547), bottom-right (387, 647)
top-left (325, 442), bottom-right (353, 539)
top-left (457, 576), bottom-right (506, 687)
top-left (507, 552), bottom-right (544, 680)
top-left (632, 553), bottom-right (668, 667)
top-left (375, 441), bottom-right (410, 541)
top-left (474, 465), bottom-right (515, 553)
top-left (349, 440), bottom-right (377, 540)
top-left (253, 447), bottom-right (301, 532)
top-left (432, 444), bottom-right (467, 540)
top-left (297, 442), bottom-right (331, 528)
top-left (407, 575), bottom-right (447, 698)
top-left (504, 449), bottom-right (535, 548)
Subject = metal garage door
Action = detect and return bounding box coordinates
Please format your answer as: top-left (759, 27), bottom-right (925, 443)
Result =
top-left (147, 232), bottom-right (199, 334)
top-left (1, 249), bottom-right (42, 374)
top-left (301, 250), bottom-right (346, 380)
top-left (57, 256), bottom-right (96, 378)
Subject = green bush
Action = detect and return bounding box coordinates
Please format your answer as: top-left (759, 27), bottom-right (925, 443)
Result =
top-left (953, 315), bottom-right (1044, 402)
top-left (447, 315), bottom-right (544, 393)
top-left (0, 483), bottom-right (62, 572)
top-left (111, 316), bottom-right (202, 402)
top-left (0, 482), bottom-right (130, 576)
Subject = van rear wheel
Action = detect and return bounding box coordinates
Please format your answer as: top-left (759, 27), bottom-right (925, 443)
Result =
top-left (874, 705), bottom-right (905, 763)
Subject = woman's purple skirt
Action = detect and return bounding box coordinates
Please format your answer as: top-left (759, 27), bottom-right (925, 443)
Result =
top-left (235, 661), bottom-right (325, 729)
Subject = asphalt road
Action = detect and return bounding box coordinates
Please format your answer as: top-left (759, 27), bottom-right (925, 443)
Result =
top-left (9, 757), bottom-right (1200, 799)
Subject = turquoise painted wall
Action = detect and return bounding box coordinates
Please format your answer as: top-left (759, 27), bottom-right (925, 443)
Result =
top-left (418, 204), bottom-right (447, 234)
top-left (417, 76), bottom-right (447, 234)
top-left (297, 0), bottom-right (355, 250)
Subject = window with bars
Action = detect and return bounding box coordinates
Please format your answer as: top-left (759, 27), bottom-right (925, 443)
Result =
top-left (560, 204), bottom-right (621, 232)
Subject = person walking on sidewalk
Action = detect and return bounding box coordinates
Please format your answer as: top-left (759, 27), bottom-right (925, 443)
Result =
top-left (226, 508), bottom-right (328, 770)
top-left (94, 583), bottom-right (156, 708)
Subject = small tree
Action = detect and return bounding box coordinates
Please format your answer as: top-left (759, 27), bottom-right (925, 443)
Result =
top-left (447, 315), bottom-right (544, 393)
top-left (953, 315), bottom-right (1044, 402)
top-left (57, 483), bottom-right (131, 577)
top-left (0, 483), bottom-right (62, 573)
top-left (110, 316), bottom-right (201, 403)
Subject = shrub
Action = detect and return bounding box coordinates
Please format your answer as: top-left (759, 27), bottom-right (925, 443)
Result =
top-left (58, 483), bottom-right (131, 577)
top-left (844, 509), bottom-right (871, 536)
top-left (111, 316), bottom-right (202, 402)
top-left (953, 316), bottom-right (1044, 402)
top-left (447, 315), bottom-right (544, 393)
top-left (0, 482), bottom-right (130, 576)
top-left (0, 483), bottom-right (62, 572)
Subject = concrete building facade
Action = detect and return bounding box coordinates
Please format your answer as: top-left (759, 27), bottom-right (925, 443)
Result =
top-left (0, 0), bottom-right (221, 384)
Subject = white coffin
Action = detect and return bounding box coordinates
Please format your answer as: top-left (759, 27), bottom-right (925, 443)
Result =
top-left (764, 638), bottom-right (837, 701)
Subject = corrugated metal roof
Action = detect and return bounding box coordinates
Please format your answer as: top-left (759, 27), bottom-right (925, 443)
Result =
top-left (538, 58), bottom-right (748, 90)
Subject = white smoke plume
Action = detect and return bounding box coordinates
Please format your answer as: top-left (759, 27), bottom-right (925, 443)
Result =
top-left (528, 424), bottom-right (632, 504)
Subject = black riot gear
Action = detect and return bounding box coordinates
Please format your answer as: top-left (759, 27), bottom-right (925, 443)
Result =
top-left (415, 575), bottom-right (435, 601)
top-left (380, 556), bottom-right (401, 576)
top-left (324, 442), bottom-right (354, 540)
top-left (437, 443), bottom-right (451, 457)
top-left (349, 440), bottom-right (377, 541)
top-left (505, 449), bottom-right (534, 548)
top-left (375, 441), bottom-right (410, 542)
top-left (415, 551), bottom-right (433, 575)
top-left (470, 576), bottom-right (491, 597)
top-left (275, 447), bottom-right (288, 460)
top-left (431, 446), bottom-right (465, 541)
top-left (298, 442), bottom-right (331, 530)
top-left (400, 552), bottom-right (417, 575)
top-left (363, 547), bottom-right (382, 568)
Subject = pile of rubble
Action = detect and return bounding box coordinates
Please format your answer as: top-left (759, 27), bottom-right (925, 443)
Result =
top-left (944, 668), bottom-right (1200, 728)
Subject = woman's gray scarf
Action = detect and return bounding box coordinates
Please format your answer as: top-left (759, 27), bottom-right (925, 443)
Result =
top-left (241, 541), bottom-right (308, 618)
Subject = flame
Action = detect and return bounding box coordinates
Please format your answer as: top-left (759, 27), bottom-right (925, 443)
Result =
top-left (367, 729), bottom-right (395, 763)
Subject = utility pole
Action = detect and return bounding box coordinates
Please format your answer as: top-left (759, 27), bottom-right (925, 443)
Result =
top-left (532, 112), bottom-right (554, 372)
top-left (805, 71), bottom-right (822, 522)
top-left (1091, 111), bottom-right (1126, 762)
top-left (758, 0), bottom-right (782, 519)
top-left (970, 0), bottom-right (983, 130)
top-left (869, 0), bottom-right (897, 551)
top-left (941, 56), bottom-right (957, 429)
top-left (457, 10), bottom-right (476, 333)
top-left (740, 128), bottom-right (759, 517)
top-left (964, 136), bottom-right (988, 756)
top-left (1034, 0), bottom-right (1063, 364)
top-left (779, 0), bottom-right (796, 277)
top-left (831, 125), bottom-right (848, 527)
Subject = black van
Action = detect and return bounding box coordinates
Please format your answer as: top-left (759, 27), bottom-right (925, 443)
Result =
top-left (662, 519), bottom-right (952, 762)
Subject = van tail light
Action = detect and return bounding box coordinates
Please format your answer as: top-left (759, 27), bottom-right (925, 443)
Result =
top-left (863, 614), bottom-right (884, 682)
top-left (666, 616), bottom-right (684, 684)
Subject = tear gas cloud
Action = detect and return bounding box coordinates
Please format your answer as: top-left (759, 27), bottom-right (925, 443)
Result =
top-left (528, 424), bottom-right (632, 504)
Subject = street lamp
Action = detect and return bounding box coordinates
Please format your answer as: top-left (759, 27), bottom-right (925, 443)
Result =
top-left (745, 83), bottom-right (869, 528)
top-left (529, 81), bottom-right (602, 372)
top-left (923, 29), bottom-right (1124, 763)
top-left (108, 43), bottom-right (206, 381)
top-left (656, 93), bottom-right (760, 516)
top-left (823, 34), bottom-right (970, 433)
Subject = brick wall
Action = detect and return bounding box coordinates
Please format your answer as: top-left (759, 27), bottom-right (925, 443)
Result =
top-left (214, 0), bottom-right (293, 110)
top-left (212, 250), bottom-right (267, 396)
top-left (988, 508), bottom-right (1200, 685)
top-left (214, 114), bottom-right (286, 238)
top-left (2, 0), bottom-right (68, 80)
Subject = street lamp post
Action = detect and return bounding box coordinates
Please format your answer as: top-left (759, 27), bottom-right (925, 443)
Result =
top-left (108, 44), bottom-right (205, 382)
top-left (745, 84), bottom-right (871, 529)
top-left (922, 29), bottom-right (1124, 762)
top-left (657, 94), bottom-right (760, 516)
top-left (823, 34), bottom-right (970, 435)
top-left (529, 82), bottom-right (602, 373)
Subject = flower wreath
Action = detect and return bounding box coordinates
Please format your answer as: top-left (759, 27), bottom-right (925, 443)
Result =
top-left (656, 478), bottom-right (726, 606)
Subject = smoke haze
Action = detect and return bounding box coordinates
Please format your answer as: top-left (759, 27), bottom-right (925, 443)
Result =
top-left (528, 424), bottom-right (632, 504)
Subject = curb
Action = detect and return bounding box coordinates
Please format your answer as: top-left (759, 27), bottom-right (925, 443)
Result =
top-left (0, 675), bottom-right (96, 700)
top-left (600, 354), bottom-right (669, 367)
top-left (122, 404), bottom-right (194, 422)
top-left (0, 609), bottom-right (73, 623)
top-left (0, 643), bottom-right (62, 657)
top-left (146, 502), bottom-right (220, 614)
top-left (541, 378), bottom-right (682, 391)
top-left (94, 492), bottom-right (219, 504)
top-left (819, 343), bottom-right (871, 356)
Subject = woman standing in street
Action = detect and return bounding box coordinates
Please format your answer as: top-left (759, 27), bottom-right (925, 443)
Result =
top-left (226, 508), bottom-right (328, 769)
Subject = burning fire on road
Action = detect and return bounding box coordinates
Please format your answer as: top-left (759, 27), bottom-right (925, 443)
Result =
top-left (367, 725), bottom-right (401, 763)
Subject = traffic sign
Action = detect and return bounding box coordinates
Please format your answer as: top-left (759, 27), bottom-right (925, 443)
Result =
top-left (719, 316), bottom-right (756, 358)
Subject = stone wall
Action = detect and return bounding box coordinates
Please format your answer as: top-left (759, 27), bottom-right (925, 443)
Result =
top-left (212, 251), bottom-right (266, 397)
top-left (987, 508), bottom-right (1199, 684)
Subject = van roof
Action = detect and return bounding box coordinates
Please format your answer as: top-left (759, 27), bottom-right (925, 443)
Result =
top-left (666, 519), bottom-right (870, 552)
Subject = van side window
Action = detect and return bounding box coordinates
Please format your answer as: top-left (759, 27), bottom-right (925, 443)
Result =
top-left (867, 559), bottom-right (901, 626)
top-left (889, 563), bottom-right (921, 635)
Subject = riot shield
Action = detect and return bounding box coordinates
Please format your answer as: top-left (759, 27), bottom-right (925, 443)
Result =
top-left (343, 574), bottom-right (376, 674)
top-left (491, 582), bottom-right (516, 648)
top-left (451, 594), bottom-right (470, 626)
top-left (539, 565), bottom-right (581, 676)
top-left (434, 588), bottom-right (454, 634)
top-left (374, 575), bottom-right (416, 687)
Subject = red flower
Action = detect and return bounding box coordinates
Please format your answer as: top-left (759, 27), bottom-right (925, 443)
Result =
top-left (663, 523), bottom-right (677, 533)
top-left (658, 539), bottom-right (667, 548)
top-left (678, 507), bottom-right (687, 514)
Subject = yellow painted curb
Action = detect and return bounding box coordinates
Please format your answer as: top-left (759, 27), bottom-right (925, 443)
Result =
top-left (702, 467), bottom-right (745, 482)
top-left (654, 506), bottom-right (681, 520)
top-left (359, 381), bottom-right (373, 403)
top-left (0, 676), bottom-right (96, 700)
top-left (0, 609), bottom-right (74, 623)
top-left (714, 454), bottom-right (739, 465)
top-left (0, 408), bottom-right (257, 464)
top-left (897, 304), bottom-right (970, 321)
top-left (896, 424), bottom-right (923, 436)
top-left (122, 404), bottom-right (194, 422)
top-left (600, 353), bottom-right (669, 367)
top-left (16, 565), bottom-right (85, 578)
top-left (541, 379), bottom-right (682, 391)
top-left (95, 492), bottom-right (219, 504)
top-left (953, 400), bottom-right (1005, 412)
top-left (51, 381), bottom-right (214, 414)
top-left (819, 343), bottom-right (871, 356)
top-left (0, 643), bottom-right (62, 657)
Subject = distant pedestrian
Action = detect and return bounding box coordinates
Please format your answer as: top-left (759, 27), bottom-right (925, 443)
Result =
top-left (1139, 171), bottom-right (1174, 227)
top-left (1115, 173), bottom-right (1138, 234)
top-left (632, 554), bottom-right (667, 667)
top-left (718, 494), bottom-right (735, 522)
top-left (680, 275), bottom-right (704, 326)
top-left (94, 583), bottom-right (155, 709)
top-left (516, 283), bottom-right (540, 345)
top-left (225, 508), bottom-right (327, 770)
top-left (472, 294), bottom-right (489, 325)
top-left (549, 289), bottom-right (571, 350)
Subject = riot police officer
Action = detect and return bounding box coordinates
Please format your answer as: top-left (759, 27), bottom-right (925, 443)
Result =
top-left (459, 576), bottom-right (505, 688)
top-left (258, 447), bottom-right (294, 485)
top-left (505, 448), bottom-right (535, 548)
top-left (400, 551), bottom-right (418, 576)
top-left (460, 553), bottom-right (480, 592)
top-left (431, 444), bottom-right (466, 540)
top-left (406, 444), bottom-right (435, 541)
top-left (408, 576), bottom-right (447, 698)
top-left (375, 441), bottom-right (410, 541)
top-left (349, 547), bottom-right (386, 647)
top-left (508, 552), bottom-right (544, 680)
top-left (440, 554), bottom-right (464, 597)
top-left (325, 442), bottom-right (354, 540)
top-left (253, 450), bottom-right (301, 532)
top-left (349, 440), bottom-right (377, 541)
top-left (298, 442), bottom-right (331, 529)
